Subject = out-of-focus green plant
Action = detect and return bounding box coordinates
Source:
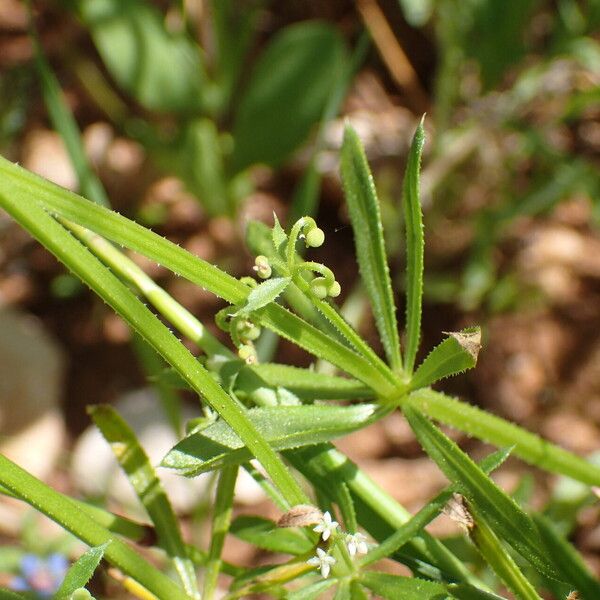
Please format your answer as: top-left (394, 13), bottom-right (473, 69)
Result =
top-left (64, 0), bottom-right (349, 217)
top-left (1, 118), bottom-right (600, 598)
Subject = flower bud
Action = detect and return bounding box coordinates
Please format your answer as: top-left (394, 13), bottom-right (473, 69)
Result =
top-left (328, 281), bottom-right (341, 298)
top-left (253, 255), bottom-right (272, 279)
top-left (310, 277), bottom-right (329, 299)
top-left (305, 227), bottom-right (325, 248)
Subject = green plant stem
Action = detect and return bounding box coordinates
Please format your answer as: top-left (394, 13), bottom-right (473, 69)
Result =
top-left (203, 466), bottom-right (238, 600)
top-left (62, 219), bottom-right (229, 358)
top-left (0, 455), bottom-right (190, 600)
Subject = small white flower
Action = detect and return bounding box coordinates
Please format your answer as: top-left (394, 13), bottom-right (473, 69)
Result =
top-left (307, 548), bottom-right (336, 578)
top-left (313, 511), bottom-right (338, 541)
top-left (345, 532), bottom-right (369, 557)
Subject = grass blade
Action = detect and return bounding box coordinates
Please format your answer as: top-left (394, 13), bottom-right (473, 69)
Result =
top-left (403, 405), bottom-right (560, 580)
top-left (89, 405), bottom-right (199, 598)
top-left (402, 117), bottom-right (426, 374)
top-left (341, 124), bottom-right (402, 372)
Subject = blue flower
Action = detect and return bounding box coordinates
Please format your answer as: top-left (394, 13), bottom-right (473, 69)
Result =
top-left (11, 553), bottom-right (69, 598)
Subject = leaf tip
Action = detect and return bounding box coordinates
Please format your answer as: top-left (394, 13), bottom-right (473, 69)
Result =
top-left (444, 327), bottom-right (482, 362)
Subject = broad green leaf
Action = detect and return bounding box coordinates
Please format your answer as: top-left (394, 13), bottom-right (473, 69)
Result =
top-left (0, 158), bottom-right (394, 395)
top-left (334, 580), bottom-right (351, 600)
top-left (233, 277), bottom-right (291, 316)
top-left (534, 514), bottom-right (600, 599)
top-left (360, 572), bottom-right (447, 599)
top-left (162, 404), bottom-right (379, 476)
top-left (54, 543), bottom-right (108, 599)
top-left (0, 188), bottom-right (308, 509)
top-left (0, 455), bottom-right (189, 600)
top-left (287, 578), bottom-right (337, 600)
top-left (410, 327), bottom-right (481, 390)
top-left (402, 117), bottom-right (426, 374)
top-left (232, 21), bottom-right (346, 171)
top-left (230, 516), bottom-right (313, 555)
top-left (89, 405), bottom-right (199, 598)
top-left (77, 0), bottom-right (207, 112)
top-left (409, 389), bottom-right (600, 486)
top-left (341, 125), bottom-right (402, 371)
top-left (403, 405), bottom-right (560, 581)
top-left (350, 581), bottom-right (370, 600)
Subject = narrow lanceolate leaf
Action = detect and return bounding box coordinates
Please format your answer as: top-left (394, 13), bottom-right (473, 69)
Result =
top-left (403, 405), bottom-right (560, 581)
top-left (89, 405), bottom-right (199, 598)
top-left (0, 190), bottom-right (308, 508)
top-left (233, 277), bottom-right (291, 316)
top-left (408, 388), bottom-right (600, 486)
top-left (230, 516), bottom-right (313, 555)
top-left (287, 579), bottom-right (337, 600)
top-left (402, 117), bottom-right (426, 375)
top-left (447, 584), bottom-right (509, 600)
top-left (341, 124), bottom-right (402, 372)
top-left (534, 514), bottom-right (600, 599)
top-left (162, 404), bottom-right (378, 476)
top-left (237, 363), bottom-right (373, 401)
top-left (410, 327), bottom-right (481, 391)
top-left (360, 572), bottom-right (447, 599)
top-left (470, 515), bottom-right (542, 600)
top-left (54, 543), bottom-right (109, 599)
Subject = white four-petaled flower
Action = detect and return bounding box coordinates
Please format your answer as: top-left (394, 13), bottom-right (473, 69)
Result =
top-left (345, 532), bottom-right (368, 557)
top-left (307, 548), bottom-right (336, 578)
top-left (313, 511), bottom-right (338, 541)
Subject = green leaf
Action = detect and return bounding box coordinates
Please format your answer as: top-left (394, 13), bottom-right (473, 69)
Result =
top-left (230, 516), bottom-right (313, 555)
top-left (409, 388), bottom-right (600, 486)
top-left (341, 124), bottom-right (402, 371)
top-left (534, 514), bottom-right (600, 599)
top-left (447, 584), bottom-right (509, 600)
top-left (0, 589), bottom-right (27, 599)
top-left (470, 515), bottom-right (542, 600)
top-left (55, 543), bottom-right (108, 599)
top-left (77, 0), bottom-right (207, 112)
top-left (271, 213), bottom-right (288, 253)
top-left (403, 405), bottom-right (560, 581)
top-left (233, 277), bottom-right (291, 316)
top-left (402, 117), bottom-right (426, 374)
top-left (287, 579), bottom-right (337, 600)
top-left (162, 404), bottom-right (379, 476)
top-left (360, 572), bottom-right (447, 599)
top-left (203, 466), bottom-right (237, 600)
top-left (89, 405), bottom-right (199, 598)
top-left (410, 327), bottom-right (481, 390)
top-left (334, 580), bottom-right (351, 600)
top-left (232, 21), bottom-right (346, 171)
top-left (239, 364), bottom-right (373, 401)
